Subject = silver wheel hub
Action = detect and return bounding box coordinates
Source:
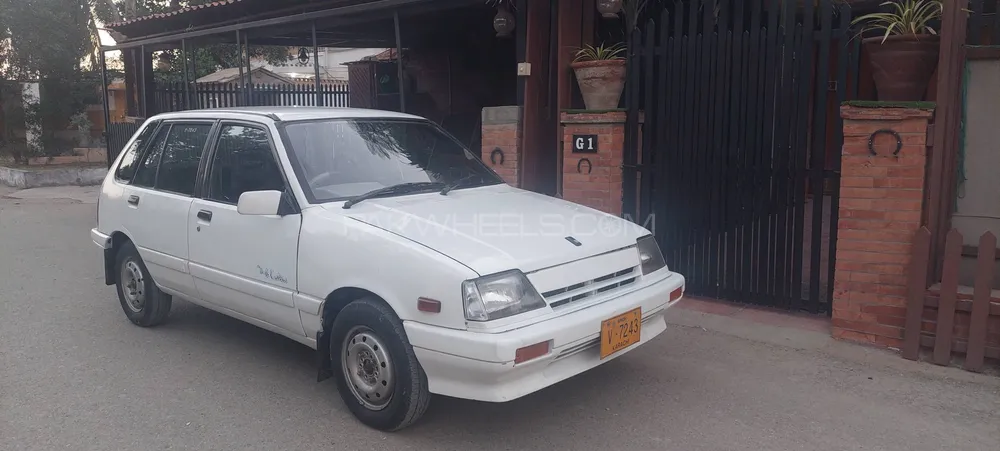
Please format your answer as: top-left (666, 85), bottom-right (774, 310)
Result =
top-left (342, 327), bottom-right (394, 410)
top-left (121, 260), bottom-right (145, 313)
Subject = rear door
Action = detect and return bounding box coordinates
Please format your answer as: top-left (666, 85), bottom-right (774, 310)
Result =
top-left (187, 121), bottom-right (304, 337)
top-left (120, 120), bottom-right (215, 299)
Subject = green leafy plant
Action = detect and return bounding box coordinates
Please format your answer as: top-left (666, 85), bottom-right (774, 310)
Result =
top-left (851, 0), bottom-right (943, 43)
top-left (70, 111), bottom-right (94, 148)
top-left (573, 42), bottom-right (626, 63)
top-left (621, 0), bottom-right (649, 31)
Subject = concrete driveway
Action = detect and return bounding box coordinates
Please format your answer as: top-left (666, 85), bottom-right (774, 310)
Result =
top-left (1, 187), bottom-right (997, 451)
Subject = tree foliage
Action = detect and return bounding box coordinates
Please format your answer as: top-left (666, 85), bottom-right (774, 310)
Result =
top-left (0, 0), bottom-right (92, 80)
top-left (0, 0), bottom-right (100, 162)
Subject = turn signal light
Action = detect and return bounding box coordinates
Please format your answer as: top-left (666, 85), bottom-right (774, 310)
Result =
top-left (670, 287), bottom-right (684, 302)
top-left (514, 341), bottom-right (551, 364)
top-left (417, 297), bottom-right (441, 313)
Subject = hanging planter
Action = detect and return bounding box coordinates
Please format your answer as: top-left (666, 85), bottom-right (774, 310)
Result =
top-left (596, 0), bottom-right (623, 18)
top-left (852, 0), bottom-right (942, 101)
top-left (571, 43), bottom-right (627, 110)
top-left (492, 4), bottom-right (515, 37)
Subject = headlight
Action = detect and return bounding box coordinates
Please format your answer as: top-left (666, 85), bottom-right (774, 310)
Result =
top-left (637, 235), bottom-right (667, 275)
top-left (462, 270), bottom-right (546, 321)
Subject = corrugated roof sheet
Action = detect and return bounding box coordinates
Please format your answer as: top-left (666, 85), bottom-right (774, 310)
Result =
top-left (107, 0), bottom-right (245, 28)
top-left (195, 66), bottom-right (293, 83)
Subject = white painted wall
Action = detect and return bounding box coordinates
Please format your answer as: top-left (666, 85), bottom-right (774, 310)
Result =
top-left (21, 82), bottom-right (40, 153)
top-left (954, 59), bottom-right (1000, 246)
top-left (264, 48), bottom-right (386, 82)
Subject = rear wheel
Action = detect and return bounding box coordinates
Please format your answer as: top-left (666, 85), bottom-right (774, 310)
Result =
top-left (115, 241), bottom-right (171, 327)
top-left (330, 297), bottom-right (430, 431)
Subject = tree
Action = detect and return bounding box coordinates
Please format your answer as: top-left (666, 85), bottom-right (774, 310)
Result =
top-left (0, 0), bottom-right (99, 163)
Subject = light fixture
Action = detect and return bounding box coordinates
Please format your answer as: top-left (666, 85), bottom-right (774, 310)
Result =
top-left (493, 4), bottom-right (515, 37)
top-left (298, 47), bottom-right (309, 64)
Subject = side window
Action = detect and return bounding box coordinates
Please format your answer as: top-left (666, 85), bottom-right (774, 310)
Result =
top-left (114, 120), bottom-right (159, 182)
top-left (131, 125), bottom-right (170, 188)
top-left (156, 123), bottom-right (213, 196)
top-left (208, 124), bottom-right (285, 204)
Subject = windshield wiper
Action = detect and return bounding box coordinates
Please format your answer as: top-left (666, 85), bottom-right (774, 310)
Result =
top-left (439, 175), bottom-right (480, 196)
top-left (342, 182), bottom-right (444, 209)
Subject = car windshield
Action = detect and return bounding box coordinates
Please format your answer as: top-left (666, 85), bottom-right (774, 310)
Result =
top-left (280, 118), bottom-right (503, 203)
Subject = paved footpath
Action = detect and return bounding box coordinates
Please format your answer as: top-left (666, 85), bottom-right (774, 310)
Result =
top-left (1, 187), bottom-right (997, 451)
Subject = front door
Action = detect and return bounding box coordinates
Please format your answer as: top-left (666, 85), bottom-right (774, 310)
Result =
top-left (120, 121), bottom-right (214, 299)
top-left (187, 122), bottom-right (304, 337)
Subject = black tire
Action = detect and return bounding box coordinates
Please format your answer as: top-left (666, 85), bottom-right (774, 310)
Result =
top-left (330, 297), bottom-right (431, 431)
top-left (114, 241), bottom-right (172, 327)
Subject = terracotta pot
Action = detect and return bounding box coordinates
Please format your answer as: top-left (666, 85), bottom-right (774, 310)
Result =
top-left (596, 0), bottom-right (623, 18)
top-left (571, 59), bottom-right (626, 110)
top-left (863, 34), bottom-right (939, 101)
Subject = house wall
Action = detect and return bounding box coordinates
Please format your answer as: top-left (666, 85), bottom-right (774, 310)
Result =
top-left (265, 48), bottom-right (385, 82)
top-left (317, 48), bottom-right (386, 80)
top-left (953, 58), bottom-right (1000, 288)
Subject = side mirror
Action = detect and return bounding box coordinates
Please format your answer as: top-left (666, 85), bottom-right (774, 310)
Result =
top-left (237, 190), bottom-right (284, 216)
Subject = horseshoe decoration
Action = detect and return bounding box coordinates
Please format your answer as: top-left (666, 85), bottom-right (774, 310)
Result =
top-left (577, 158), bottom-right (592, 175)
top-left (868, 129), bottom-right (903, 156)
top-left (490, 148), bottom-right (505, 166)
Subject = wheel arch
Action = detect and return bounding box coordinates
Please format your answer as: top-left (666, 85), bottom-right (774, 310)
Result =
top-left (315, 286), bottom-right (397, 382)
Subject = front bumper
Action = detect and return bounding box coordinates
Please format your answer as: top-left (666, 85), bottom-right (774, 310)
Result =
top-left (403, 271), bottom-right (685, 402)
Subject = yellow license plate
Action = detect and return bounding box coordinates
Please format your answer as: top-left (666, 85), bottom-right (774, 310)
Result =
top-left (600, 307), bottom-right (642, 359)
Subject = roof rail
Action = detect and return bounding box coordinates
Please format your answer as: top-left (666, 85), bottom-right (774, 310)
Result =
top-left (205, 109), bottom-right (282, 122)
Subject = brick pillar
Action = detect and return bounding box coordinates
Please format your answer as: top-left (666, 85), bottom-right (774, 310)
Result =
top-left (832, 105), bottom-right (934, 348)
top-left (560, 111), bottom-right (626, 216)
top-left (481, 106), bottom-right (521, 187)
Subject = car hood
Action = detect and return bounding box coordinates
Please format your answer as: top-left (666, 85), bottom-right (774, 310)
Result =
top-left (324, 184), bottom-right (649, 275)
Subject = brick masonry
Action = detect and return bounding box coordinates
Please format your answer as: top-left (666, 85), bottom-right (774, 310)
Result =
top-left (560, 111), bottom-right (626, 216)
top-left (831, 106), bottom-right (934, 348)
top-left (481, 106), bottom-right (521, 187)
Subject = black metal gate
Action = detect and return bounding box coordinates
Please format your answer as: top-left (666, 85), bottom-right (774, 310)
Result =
top-left (105, 121), bottom-right (143, 165)
top-left (624, 0), bottom-right (859, 313)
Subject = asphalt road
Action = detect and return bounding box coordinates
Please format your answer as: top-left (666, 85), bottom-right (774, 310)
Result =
top-left (1, 190), bottom-right (998, 451)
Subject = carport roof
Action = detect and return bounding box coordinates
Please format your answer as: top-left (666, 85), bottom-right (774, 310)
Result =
top-left (107, 0), bottom-right (246, 28)
top-left (103, 0), bottom-right (484, 50)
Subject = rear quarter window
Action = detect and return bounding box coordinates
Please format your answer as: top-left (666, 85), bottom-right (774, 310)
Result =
top-left (155, 124), bottom-right (212, 196)
top-left (114, 120), bottom-right (160, 183)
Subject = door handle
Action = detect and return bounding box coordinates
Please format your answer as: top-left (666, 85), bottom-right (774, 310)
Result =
top-left (127, 195), bottom-right (140, 206)
top-left (197, 210), bottom-right (213, 222)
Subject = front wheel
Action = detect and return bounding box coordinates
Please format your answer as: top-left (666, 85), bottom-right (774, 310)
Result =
top-left (330, 297), bottom-right (430, 431)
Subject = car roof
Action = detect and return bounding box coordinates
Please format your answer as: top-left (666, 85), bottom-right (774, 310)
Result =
top-left (150, 106), bottom-right (425, 123)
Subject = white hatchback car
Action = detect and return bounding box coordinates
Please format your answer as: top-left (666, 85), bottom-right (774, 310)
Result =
top-left (92, 107), bottom-right (685, 431)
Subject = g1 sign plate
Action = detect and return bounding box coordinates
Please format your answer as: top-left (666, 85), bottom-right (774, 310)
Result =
top-left (572, 134), bottom-right (599, 153)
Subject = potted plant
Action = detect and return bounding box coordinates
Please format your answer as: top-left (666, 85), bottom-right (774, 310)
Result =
top-left (571, 42), bottom-right (627, 111)
top-left (851, 0), bottom-right (942, 101)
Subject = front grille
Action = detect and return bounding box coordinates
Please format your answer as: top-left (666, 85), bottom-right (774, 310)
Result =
top-left (542, 266), bottom-right (639, 308)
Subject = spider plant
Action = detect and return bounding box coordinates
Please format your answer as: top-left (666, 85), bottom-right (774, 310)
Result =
top-left (573, 42), bottom-right (626, 63)
top-left (851, 0), bottom-right (943, 43)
